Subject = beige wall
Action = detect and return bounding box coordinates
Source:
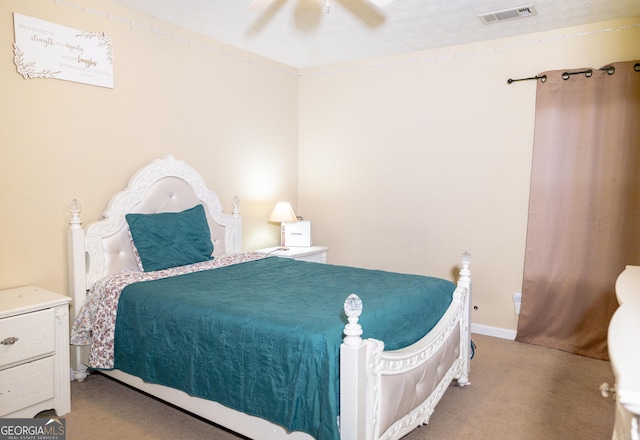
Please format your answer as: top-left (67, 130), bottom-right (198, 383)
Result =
top-left (1, 0), bottom-right (638, 335)
top-left (298, 17), bottom-right (640, 333)
top-left (0, 0), bottom-right (298, 292)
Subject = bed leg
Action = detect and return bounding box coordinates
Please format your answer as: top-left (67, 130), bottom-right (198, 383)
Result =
top-left (70, 344), bottom-right (90, 382)
top-left (73, 367), bottom-right (89, 382)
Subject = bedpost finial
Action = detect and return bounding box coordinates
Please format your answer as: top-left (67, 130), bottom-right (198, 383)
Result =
top-left (69, 199), bottom-right (82, 228)
top-left (459, 251), bottom-right (471, 281)
top-left (343, 294), bottom-right (363, 346)
top-left (344, 293), bottom-right (362, 318)
top-left (232, 195), bottom-right (240, 217)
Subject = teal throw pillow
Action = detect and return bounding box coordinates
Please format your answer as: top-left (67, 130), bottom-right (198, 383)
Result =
top-left (126, 204), bottom-right (213, 272)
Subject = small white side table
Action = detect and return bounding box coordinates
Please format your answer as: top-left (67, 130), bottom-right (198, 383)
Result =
top-left (256, 246), bottom-right (329, 263)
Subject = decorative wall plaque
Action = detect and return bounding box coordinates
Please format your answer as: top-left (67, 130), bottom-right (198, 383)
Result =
top-left (13, 13), bottom-right (114, 88)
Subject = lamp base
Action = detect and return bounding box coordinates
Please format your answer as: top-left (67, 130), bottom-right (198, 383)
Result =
top-left (280, 223), bottom-right (287, 250)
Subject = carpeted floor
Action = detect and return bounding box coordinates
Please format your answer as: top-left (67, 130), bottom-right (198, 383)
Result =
top-left (41, 334), bottom-right (616, 439)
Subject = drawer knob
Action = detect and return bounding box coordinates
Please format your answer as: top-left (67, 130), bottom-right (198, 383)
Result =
top-left (600, 382), bottom-right (616, 398)
top-left (0, 337), bottom-right (19, 345)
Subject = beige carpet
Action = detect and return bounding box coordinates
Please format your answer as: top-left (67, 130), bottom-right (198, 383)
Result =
top-left (44, 335), bottom-right (616, 439)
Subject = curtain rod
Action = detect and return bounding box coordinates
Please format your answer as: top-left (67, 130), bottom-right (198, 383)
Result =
top-left (507, 65), bottom-right (636, 84)
top-left (507, 75), bottom-right (547, 84)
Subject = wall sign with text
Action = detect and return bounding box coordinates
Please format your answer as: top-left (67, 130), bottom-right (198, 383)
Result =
top-left (12, 13), bottom-right (114, 88)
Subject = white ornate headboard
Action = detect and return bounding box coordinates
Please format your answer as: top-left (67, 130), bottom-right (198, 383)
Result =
top-left (68, 156), bottom-right (242, 316)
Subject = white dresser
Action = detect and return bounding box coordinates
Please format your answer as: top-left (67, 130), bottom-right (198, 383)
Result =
top-left (257, 246), bottom-right (329, 263)
top-left (0, 286), bottom-right (71, 418)
top-left (608, 266), bottom-right (640, 440)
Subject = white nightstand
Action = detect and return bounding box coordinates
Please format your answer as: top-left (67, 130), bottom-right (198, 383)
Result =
top-left (0, 286), bottom-right (71, 418)
top-left (257, 246), bottom-right (329, 264)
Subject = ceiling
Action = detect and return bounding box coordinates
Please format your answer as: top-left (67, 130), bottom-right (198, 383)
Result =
top-left (111, 0), bottom-right (640, 69)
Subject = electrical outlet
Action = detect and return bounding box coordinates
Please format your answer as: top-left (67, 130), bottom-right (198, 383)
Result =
top-left (512, 292), bottom-right (522, 315)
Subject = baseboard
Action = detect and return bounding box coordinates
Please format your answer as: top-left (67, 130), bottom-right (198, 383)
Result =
top-left (471, 323), bottom-right (517, 340)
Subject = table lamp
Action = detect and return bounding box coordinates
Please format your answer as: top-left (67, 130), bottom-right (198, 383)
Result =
top-left (269, 202), bottom-right (298, 249)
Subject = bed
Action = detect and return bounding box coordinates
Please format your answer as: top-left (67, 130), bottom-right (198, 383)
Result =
top-left (67, 155), bottom-right (472, 440)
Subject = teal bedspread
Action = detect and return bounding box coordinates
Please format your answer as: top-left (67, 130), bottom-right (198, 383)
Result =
top-left (114, 256), bottom-right (455, 440)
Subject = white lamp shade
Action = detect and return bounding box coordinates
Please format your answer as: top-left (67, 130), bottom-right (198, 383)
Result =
top-left (269, 202), bottom-right (297, 223)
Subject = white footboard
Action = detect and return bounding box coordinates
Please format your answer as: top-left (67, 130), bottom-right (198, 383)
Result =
top-left (340, 253), bottom-right (471, 440)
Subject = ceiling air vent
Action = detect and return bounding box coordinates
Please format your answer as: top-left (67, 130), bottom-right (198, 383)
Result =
top-left (478, 5), bottom-right (537, 25)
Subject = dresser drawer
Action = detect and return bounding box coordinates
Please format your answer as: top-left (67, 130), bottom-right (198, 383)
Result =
top-left (0, 309), bottom-right (55, 370)
top-left (0, 356), bottom-right (55, 416)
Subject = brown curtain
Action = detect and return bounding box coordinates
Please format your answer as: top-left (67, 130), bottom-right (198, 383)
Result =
top-left (516, 60), bottom-right (640, 360)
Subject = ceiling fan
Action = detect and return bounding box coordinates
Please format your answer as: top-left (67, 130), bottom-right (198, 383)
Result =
top-left (247, 0), bottom-right (394, 31)
top-left (249, 0), bottom-right (395, 13)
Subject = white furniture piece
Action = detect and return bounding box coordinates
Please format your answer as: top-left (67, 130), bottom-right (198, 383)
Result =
top-left (0, 286), bottom-right (71, 418)
top-left (607, 265), bottom-right (640, 440)
top-left (67, 155), bottom-right (472, 440)
top-left (257, 245), bottom-right (329, 263)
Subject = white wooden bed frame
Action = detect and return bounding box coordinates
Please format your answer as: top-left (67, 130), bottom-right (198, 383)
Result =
top-left (67, 155), bottom-right (472, 440)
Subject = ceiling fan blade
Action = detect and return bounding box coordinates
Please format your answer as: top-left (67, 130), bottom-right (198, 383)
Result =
top-left (335, 0), bottom-right (386, 27)
top-left (248, 0), bottom-right (275, 11)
